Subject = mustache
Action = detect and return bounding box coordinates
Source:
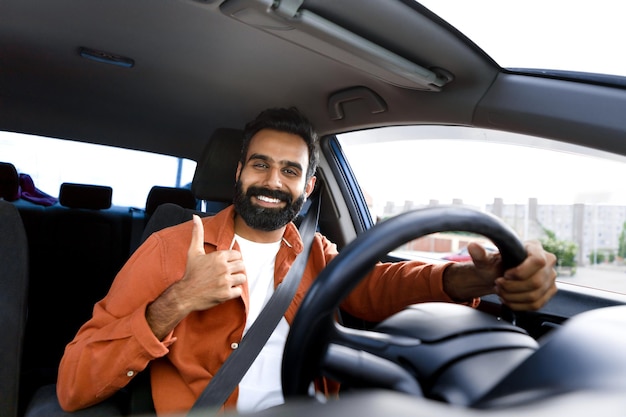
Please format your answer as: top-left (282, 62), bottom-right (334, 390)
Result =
top-left (246, 185), bottom-right (293, 205)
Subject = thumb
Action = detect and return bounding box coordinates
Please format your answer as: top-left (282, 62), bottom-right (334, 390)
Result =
top-left (188, 214), bottom-right (206, 256)
top-left (467, 242), bottom-right (488, 264)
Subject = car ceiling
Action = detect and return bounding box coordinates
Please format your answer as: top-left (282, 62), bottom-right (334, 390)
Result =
top-left (4, 0), bottom-right (626, 164)
top-left (0, 0), bottom-right (502, 161)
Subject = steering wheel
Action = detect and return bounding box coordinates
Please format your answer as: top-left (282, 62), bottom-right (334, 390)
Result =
top-left (281, 205), bottom-right (527, 400)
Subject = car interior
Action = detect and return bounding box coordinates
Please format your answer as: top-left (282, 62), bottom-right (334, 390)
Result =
top-left (2, 1), bottom-right (626, 416)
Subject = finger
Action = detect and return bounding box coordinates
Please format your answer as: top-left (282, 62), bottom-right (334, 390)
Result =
top-left (504, 240), bottom-right (554, 279)
top-left (496, 263), bottom-right (554, 294)
top-left (221, 272), bottom-right (247, 302)
top-left (496, 267), bottom-right (558, 308)
top-left (467, 242), bottom-right (487, 263)
top-left (229, 271), bottom-right (247, 287)
top-left (213, 249), bottom-right (243, 265)
top-left (224, 253), bottom-right (245, 274)
top-left (496, 276), bottom-right (540, 296)
top-left (188, 214), bottom-right (206, 256)
top-left (467, 242), bottom-right (500, 268)
top-left (227, 284), bottom-right (244, 300)
top-left (499, 282), bottom-right (557, 311)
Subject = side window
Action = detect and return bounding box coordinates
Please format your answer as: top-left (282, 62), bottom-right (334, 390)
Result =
top-left (0, 131), bottom-right (196, 208)
top-left (338, 126), bottom-right (626, 295)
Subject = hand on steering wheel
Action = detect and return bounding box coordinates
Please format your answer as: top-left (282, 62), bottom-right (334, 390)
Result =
top-left (282, 205), bottom-right (527, 399)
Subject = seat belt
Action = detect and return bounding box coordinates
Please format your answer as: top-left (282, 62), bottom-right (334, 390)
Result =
top-left (188, 192), bottom-right (321, 413)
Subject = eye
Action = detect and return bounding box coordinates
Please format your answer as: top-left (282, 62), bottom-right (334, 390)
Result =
top-left (282, 167), bottom-right (299, 177)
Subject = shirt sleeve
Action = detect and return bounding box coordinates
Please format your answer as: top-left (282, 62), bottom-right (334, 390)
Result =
top-left (56, 233), bottom-right (183, 411)
top-left (341, 260), bottom-right (479, 323)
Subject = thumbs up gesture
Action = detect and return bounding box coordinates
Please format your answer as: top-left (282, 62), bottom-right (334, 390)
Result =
top-left (180, 215), bottom-right (247, 312)
top-left (146, 215), bottom-right (246, 340)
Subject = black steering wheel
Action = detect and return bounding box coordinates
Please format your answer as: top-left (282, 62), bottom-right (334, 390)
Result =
top-left (281, 205), bottom-right (527, 400)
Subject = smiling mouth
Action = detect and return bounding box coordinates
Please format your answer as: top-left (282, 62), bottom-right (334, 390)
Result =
top-left (255, 195), bottom-right (284, 205)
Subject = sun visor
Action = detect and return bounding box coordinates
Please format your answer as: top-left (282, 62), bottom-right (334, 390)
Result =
top-left (220, 0), bottom-right (452, 91)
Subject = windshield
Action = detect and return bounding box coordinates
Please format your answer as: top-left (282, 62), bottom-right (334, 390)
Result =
top-left (418, 0), bottom-right (626, 79)
top-left (339, 126), bottom-right (626, 295)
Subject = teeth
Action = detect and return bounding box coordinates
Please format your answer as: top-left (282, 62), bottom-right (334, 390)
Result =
top-left (257, 195), bottom-right (281, 204)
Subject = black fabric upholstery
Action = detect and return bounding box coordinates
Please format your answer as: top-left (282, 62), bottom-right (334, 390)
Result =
top-left (0, 200), bottom-right (29, 417)
top-left (22, 204), bottom-right (133, 392)
top-left (141, 128), bottom-right (245, 242)
top-left (17, 195), bottom-right (142, 415)
top-left (24, 384), bottom-right (123, 417)
top-left (0, 161), bottom-right (19, 201)
top-left (20, 179), bottom-right (133, 396)
top-left (145, 186), bottom-right (196, 216)
top-left (140, 203), bottom-right (209, 244)
top-left (59, 183), bottom-right (112, 210)
top-left (191, 128), bottom-right (243, 203)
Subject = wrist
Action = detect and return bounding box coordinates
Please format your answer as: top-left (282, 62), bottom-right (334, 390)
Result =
top-left (443, 262), bottom-right (493, 302)
top-left (146, 283), bottom-right (188, 340)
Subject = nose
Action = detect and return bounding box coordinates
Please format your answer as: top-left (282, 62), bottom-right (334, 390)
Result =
top-left (263, 167), bottom-right (283, 189)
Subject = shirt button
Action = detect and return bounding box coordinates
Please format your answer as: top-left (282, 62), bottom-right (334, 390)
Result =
top-left (126, 370), bottom-right (135, 377)
top-left (230, 342), bottom-right (239, 350)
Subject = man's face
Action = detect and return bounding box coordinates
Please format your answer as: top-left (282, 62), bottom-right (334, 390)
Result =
top-left (234, 129), bottom-right (316, 231)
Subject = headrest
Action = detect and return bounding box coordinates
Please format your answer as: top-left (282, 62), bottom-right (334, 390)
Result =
top-left (0, 162), bottom-right (19, 201)
top-left (59, 183), bottom-right (112, 210)
top-left (191, 128), bottom-right (243, 202)
top-left (145, 186), bottom-right (197, 216)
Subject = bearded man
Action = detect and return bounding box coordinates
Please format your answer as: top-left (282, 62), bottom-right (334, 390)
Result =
top-left (56, 107), bottom-right (557, 416)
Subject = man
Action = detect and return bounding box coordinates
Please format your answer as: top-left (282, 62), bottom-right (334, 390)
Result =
top-left (57, 107), bottom-right (557, 415)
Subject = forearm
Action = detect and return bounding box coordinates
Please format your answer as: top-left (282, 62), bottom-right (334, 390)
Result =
top-left (343, 261), bottom-right (456, 322)
top-left (146, 282), bottom-right (190, 341)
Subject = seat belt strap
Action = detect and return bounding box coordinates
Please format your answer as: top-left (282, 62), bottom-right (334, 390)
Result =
top-left (188, 192), bottom-right (321, 413)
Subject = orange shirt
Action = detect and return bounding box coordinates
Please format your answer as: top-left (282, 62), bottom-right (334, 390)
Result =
top-left (57, 206), bottom-right (467, 415)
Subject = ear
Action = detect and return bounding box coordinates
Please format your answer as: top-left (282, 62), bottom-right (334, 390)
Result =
top-left (304, 176), bottom-right (316, 198)
top-left (235, 162), bottom-right (242, 181)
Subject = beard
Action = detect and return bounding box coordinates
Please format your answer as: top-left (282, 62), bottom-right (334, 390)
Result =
top-left (233, 180), bottom-right (306, 231)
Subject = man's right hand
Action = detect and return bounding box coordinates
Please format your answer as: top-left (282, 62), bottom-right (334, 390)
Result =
top-left (179, 214), bottom-right (247, 312)
top-left (146, 215), bottom-right (246, 340)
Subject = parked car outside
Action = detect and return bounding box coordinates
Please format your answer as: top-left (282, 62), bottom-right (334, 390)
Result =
top-left (442, 246), bottom-right (499, 262)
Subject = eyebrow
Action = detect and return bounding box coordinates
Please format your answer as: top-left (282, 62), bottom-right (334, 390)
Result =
top-left (248, 153), bottom-right (304, 173)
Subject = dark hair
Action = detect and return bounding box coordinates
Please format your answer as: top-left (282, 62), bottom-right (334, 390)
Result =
top-left (241, 107), bottom-right (319, 180)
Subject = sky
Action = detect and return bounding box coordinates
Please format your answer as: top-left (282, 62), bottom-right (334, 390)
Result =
top-left (417, 1), bottom-right (626, 78)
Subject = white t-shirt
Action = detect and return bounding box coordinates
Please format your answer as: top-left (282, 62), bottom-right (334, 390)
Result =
top-left (233, 234), bottom-right (290, 414)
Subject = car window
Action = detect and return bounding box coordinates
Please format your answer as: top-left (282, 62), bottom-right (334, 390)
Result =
top-left (338, 126), bottom-right (626, 295)
top-left (0, 131), bottom-right (196, 208)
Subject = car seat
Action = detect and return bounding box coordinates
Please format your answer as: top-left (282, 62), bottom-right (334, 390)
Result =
top-left (0, 200), bottom-right (29, 417)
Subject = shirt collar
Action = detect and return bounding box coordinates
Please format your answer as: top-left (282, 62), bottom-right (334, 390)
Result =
top-left (203, 205), bottom-right (304, 254)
